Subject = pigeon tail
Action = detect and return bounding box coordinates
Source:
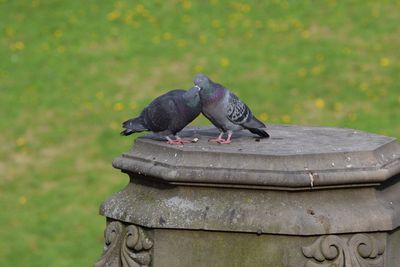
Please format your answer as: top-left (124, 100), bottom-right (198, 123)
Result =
top-left (120, 117), bottom-right (147, 136)
top-left (242, 117), bottom-right (270, 138)
top-left (242, 116), bottom-right (265, 128)
top-left (247, 127), bottom-right (270, 138)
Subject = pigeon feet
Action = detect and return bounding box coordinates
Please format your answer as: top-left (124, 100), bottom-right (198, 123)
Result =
top-left (166, 136), bottom-right (191, 145)
top-left (208, 133), bottom-right (226, 143)
top-left (166, 140), bottom-right (186, 145)
top-left (215, 131), bottom-right (232, 144)
top-left (175, 136), bottom-right (191, 144)
top-left (209, 137), bottom-right (226, 143)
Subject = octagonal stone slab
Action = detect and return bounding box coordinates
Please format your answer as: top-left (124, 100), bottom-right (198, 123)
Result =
top-left (113, 125), bottom-right (400, 190)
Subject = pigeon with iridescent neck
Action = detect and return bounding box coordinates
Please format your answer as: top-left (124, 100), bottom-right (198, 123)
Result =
top-left (194, 74), bottom-right (269, 144)
top-left (120, 87), bottom-right (201, 145)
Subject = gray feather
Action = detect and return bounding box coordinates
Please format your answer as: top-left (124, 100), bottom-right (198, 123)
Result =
top-left (227, 92), bottom-right (250, 124)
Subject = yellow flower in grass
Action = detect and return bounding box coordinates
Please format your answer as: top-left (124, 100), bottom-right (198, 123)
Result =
top-left (110, 122), bottom-right (119, 129)
top-left (259, 112), bottom-right (269, 122)
top-left (176, 39), bottom-right (187, 48)
top-left (182, 15), bottom-right (191, 23)
top-left (311, 65), bottom-right (324, 76)
top-left (212, 19), bottom-right (221, 28)
top-left (347, 113), bottom-right (357, 121)
top-left (301, 30), bottom-right (310, 39)
top-left (107, 10), bottom-right (120, 21)
top-left (314, 98), bottom-right (325, 109)
top-left (10, 41), bottom-right (25, 51)
top-left (199, 33), bottom-right (207, 44)
top-left (57, 46), bottom-right (65, 53)
top-left (245, 31), bottom-right (254, 40)
top-left (371, 8), bottom-right (380, 18)
top-left (16, 137), bottom-right (27, 147)
top-left (124, 13), bottom-right (133, 25)
top-left (282, 115), bottom-right (291, 124)
top-left (53, 29), bottom-right (63, 38)
top-left (135, 4), bottom-right (145, 13)
top-left (163, 32), bottom-right (172, 41)
top-left (19, 196), bottom-right (27, 205)
top-left (359, 82), bottom-right (368, 91)
top-left (96, 91), bottom-right (104, 100)
top-left (182, 0), bottom-right (192, 10)
top-left (333, 102), bottom-right (343, 112)
top-left (380, 57), bottom-right (390, 67)
top-left (291, 19), bottom-right (303, 29)
top-left (240, 4), bottom-right (251, 13)
top-left (114, 102), bottom-right (124, 111)
top-left (5, 27), bottom-right (15, 37)
top-left (219, 57), bottom-right (230, 67)
top-left (297, 68), bottom-right (307, 78)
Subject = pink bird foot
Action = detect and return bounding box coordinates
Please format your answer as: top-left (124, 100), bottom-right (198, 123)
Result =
top-left (209, 137), bottom-right (226, 143)
top-left (175, 136), bottom-right (191, 144)
top-left (166, 139), bottom-right (186, 145)
top-left (166, 136), bottom-right (190, 145)
top-left (217, 131), bottom-right (232, 145)
top-left (208, 133), bottom-right (226, 143)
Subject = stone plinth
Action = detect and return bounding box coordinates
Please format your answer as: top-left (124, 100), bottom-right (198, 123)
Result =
top-left (93, 125), bottom-right (400, 267)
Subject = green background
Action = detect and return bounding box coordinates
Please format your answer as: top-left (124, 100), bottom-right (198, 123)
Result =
top-left (1, 0), bottom-right (399, 266)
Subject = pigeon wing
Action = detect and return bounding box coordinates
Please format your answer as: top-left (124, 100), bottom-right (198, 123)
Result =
top-left (226, 92), bottom-right (251, 125)
top-left (143, 96), bottom-right (176, 132)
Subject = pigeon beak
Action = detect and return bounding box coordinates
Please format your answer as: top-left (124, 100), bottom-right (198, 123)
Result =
top-left (194, 85), bottom-right (201, 91)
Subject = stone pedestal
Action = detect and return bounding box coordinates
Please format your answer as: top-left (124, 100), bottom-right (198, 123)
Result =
top-left (93, 125), bottom-right (400, 267)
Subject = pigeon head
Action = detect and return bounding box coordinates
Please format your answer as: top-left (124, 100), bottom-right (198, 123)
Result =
top-left (193, 74), bottom-right (212, 91)
top-left (182, 86), bottom-right (201, 109)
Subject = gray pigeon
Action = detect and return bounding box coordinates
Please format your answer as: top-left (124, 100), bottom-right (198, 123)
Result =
top-left (120, 87), bottom-right (201, 145)
top-left (194, 74), bottom-right (269, 144)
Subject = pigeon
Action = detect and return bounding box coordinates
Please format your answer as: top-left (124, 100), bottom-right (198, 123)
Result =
top-left (120, 87), bottom-right (201, 145)
top-left (194, 74), bottom-right (269, 144)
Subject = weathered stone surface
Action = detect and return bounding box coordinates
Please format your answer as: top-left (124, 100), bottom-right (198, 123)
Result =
top-left (100, 174), bottom-right (400, 235)
top-left (95, 125), bottom-right (400, 266)
top-left (151, 229), bottom-right (386, 267)
top-left (302, 233), bottom-right (385, 266)
top-left (102, 125), bottom-right (400, 235)
top-left (93, 220), bottom-right (153, 267)
top-left (113, 125), bottom-right (400, 189)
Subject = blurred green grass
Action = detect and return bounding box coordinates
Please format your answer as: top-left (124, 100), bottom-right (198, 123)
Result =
top-left (0, 0), bottom-right (399, 266)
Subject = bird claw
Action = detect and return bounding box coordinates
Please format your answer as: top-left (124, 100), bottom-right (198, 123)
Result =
top-left (217, 139), bottom-right (231, 144)
top-left (166, 140), bottom-right (186, 145)
top-left (174, 137), bottom-right (191, 144)
top-left (209, 138), bottom-right (226, 143)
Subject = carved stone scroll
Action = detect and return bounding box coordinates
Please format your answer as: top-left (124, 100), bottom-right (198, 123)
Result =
top-left (302, 234), bottom-right (385, 267)
top-left (93, 221), bottom-right (153, 267)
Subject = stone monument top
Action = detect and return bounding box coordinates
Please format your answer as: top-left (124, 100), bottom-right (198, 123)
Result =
top-left (113, 125), bottom-right (400, 190)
